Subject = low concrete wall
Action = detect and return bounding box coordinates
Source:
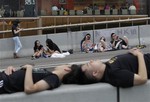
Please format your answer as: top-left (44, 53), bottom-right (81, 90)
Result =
top-left (0, 81), bottom-right (150, 102)
top-left (0, 25), bottom-right (150, 59)
top-left (0, 83), bottom-right (117, 102)
top-left (120, 81), bottom-right (150, 102)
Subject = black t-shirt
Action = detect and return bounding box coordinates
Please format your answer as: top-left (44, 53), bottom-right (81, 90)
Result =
top-left (101, 53), bottom-right (150, 88)
top-left (12, 25), bottom-right (19, 37)
top-left (1, 68), bottom-right (61, 93)
top-left (110, 38), bottom-right (127, 49)
top-left (34, 45), bottom-right (43, 52)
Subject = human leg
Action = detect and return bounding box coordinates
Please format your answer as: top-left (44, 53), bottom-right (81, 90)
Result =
top-left (15, 37), bottom-right (22, 53)
top-left (13, 37), bottom-right (19, 58)
top-left (13, 37), bottom-right (22, 58)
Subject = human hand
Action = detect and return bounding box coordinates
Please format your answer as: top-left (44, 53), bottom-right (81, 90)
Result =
top-left (20, 28), bottom-right (23, 31)
top-left (4, 66), bottom-right (16, 75)
top-left (92, 43), bottom-right (96, 47)
top-left (129, 48), bottom-right (143, 56)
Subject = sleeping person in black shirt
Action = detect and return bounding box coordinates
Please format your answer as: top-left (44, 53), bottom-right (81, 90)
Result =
top-left (0, 64), bottom-right (79, 94)
top-left (62, 48), bottom-right (150, 88)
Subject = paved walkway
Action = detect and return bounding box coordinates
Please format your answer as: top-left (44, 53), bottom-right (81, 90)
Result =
top-left (0, 47), bottom-right (150, 70)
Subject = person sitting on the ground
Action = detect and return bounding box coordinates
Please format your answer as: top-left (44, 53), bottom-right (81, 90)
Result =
top-left (110, 33), bottom-right (129, 50)
top-left (44, 39), bottom-right (70, 58)
top-left (81, 33), bottom-right (95, 53)
top-left (44, 38), bottom-right (61, 56)
top-left (31, 40), bottom-right (44, 60)
top-left (0, 64), bottom-right (88, 94)
top-left (97, 36), bottom-right (112, 52)
top-left (63, 48), bottom-right (150, 88)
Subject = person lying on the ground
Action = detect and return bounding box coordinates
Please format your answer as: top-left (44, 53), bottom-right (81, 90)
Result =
top-left (0, 64), bottom-right (82, 94)
top-left (63, 48), bottom-right (150, 88)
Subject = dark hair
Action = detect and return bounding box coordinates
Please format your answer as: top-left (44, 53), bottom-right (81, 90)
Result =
top-left (46, 39), bottom-right (54, 50)
top-left (34, 40), bottom-right (39, 47)
top-left (46, 38), bottom-right (61, 53)
top-left (81, 33), bottom-right (91, 43)
top-left (110, 33), bottom-right (115, 41)
top-left (62, 64), bottom-right (98, 85)
top-left (12, 19), bottom-right (20, 26)
top-left (33, 40), bottom-right (41, 52)
top-left (100, 36), bottom-right (106, 41)
top-left (111, 33), bottom-right (115, 38)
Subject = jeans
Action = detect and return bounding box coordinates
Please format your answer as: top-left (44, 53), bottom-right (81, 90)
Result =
top-left (13, 36), bottom-right (22, 53)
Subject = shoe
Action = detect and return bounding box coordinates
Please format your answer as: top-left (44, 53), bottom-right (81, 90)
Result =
top-left (31, 56), bottom-right (36, 60)
top-left (14, 53), bottom-right (19, 59)
top-left (136, 45), bottom-right (146, 49)
top-left (68, 49), bottom-right (73, 54)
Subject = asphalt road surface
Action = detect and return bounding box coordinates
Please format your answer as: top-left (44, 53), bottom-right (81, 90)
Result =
top-left (0, 46), bottom-right (150, 70)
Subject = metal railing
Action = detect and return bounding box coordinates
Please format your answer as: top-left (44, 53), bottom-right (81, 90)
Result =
top-left (0, 17), bottom-right (150, 34)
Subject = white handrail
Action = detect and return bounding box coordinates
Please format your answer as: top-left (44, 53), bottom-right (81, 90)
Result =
top-left (0, 17), bottom-right (150, 34)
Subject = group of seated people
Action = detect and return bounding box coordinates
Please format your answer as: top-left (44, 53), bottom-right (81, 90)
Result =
top-left (81, 33), bottom-right (129, 53)
top-left (32, 33), bottom-right (128, 59)
top-left (31, 39), bottom-right (73, 60)
top-left (51, 2), bottom-right (137, 16)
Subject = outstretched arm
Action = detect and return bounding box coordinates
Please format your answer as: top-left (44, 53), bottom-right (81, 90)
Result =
top-left (23, 65), bottom-right (50, 94)
top-left (129, 48), bottom-right (148, 86)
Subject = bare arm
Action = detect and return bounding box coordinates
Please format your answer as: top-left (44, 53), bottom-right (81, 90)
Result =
top-left (36, 47), bottom-right (44, 55)
top-left (47, 47), bottom-right (55, 54)
top-left (82, 41), bottom-right (86, 49)
top-left (13, 28), bottom-right (22, 34)
top-left (129, 48), bottom-right (148, 86)
top-left (23, 65), bottom-right (50, 94)
top-left (100, 40), bottom-right (106, 49)
top-left (111, 40), bottom-right (116, 48)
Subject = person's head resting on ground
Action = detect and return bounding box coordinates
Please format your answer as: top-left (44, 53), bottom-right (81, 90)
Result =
top-left (62, 60), bottom-right (106, 84)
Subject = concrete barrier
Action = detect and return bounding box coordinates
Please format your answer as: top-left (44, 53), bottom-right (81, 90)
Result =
top-left (120, 80), bottom-right (150, 102)
top-left (0, 25), bottom-right (150, 59)
top-left (1, 81), bottom-right (150, 102)
top-left (0, 83), bottom-right (117, 102)
top-left (0, 35), bottom-right (47, 59)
